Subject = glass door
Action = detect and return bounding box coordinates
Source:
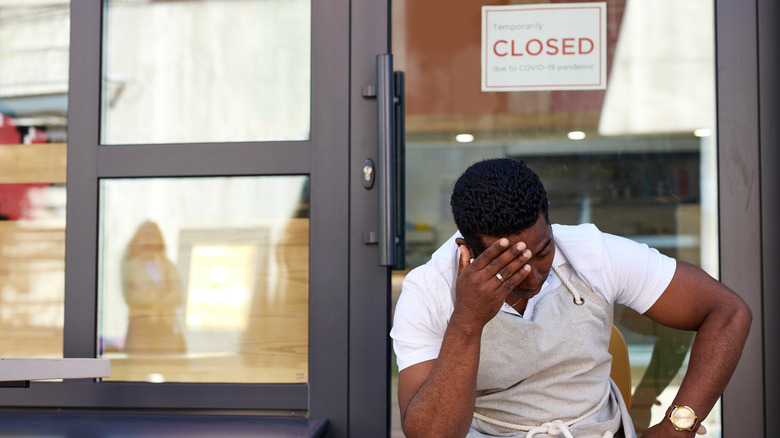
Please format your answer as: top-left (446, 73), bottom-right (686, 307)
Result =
top-left (97, 0), bottom-right (312, 386)
top-left (391, 0), bottom-right (720, 436)
top-left (0, 1), bottom-right (380, 436)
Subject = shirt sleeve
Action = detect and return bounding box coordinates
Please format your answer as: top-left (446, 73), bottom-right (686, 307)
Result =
top-left (390, 268), bottom-right (452, 372)
top-left (600, 232), bottom-right (677, 314)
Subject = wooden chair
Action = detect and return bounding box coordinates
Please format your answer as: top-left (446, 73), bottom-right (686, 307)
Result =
top-left (608, 325), bottom-right (632, 410)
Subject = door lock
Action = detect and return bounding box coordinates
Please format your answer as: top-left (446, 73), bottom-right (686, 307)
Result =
top-left (362, 158), bottom-right (375, 189)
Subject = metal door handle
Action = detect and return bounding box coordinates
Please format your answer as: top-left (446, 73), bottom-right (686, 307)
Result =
top-left (393, 70), bottom-right (406, 270)
top-left (376, 54), bottom-right (395, 267)
top-left (365, 54), bottom-right (405, 268)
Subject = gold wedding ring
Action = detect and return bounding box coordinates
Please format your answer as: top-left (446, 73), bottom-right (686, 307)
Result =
top-left (495, 273), bottom-right (504, 282)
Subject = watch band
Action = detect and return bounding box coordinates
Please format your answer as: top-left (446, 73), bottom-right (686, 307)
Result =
top-left (665, 404), bottom-right (702, 432)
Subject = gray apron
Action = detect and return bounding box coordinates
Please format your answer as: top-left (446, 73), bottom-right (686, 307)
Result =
top-left (465, 261), bottom-right (635, 438)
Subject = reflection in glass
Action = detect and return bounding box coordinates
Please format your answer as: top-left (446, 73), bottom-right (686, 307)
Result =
top-left (392, 0), bottom-right (719, 436)
top-left (100, 0), bottom-right (311, 144)
top-left (121, 221), bottom-right (187, 355)
top-left (0, 0), bottom-right (70, 359)
top-left (99, 176), bottom-right (309, 384)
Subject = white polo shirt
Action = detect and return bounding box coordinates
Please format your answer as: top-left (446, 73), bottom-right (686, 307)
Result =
top-left (391, 223), bottom-right (677, 371)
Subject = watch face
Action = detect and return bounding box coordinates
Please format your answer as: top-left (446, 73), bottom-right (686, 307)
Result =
top-left (671, 406), bottom-right (696, 429)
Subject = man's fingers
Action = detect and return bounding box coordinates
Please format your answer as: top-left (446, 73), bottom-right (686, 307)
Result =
top-left (457, 244), bottom-right (472, 273)
top-left (459, 237), bottom-right (532, 298)
top-left (464, 239), bottom-right (533, 299)
top-left (472, 238), bottom-right (529, 273)
top-left (497, 263), bottom-right (531, 293)
top-left (483, 242), bottom-right (531, 280)
top-left (469, 238), bottom-right (509, 270)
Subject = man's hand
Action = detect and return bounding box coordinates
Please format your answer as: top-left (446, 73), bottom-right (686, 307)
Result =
top-left (398, 237), bottom-right (533, 438)
top-left (453, 237), bottom-right (532, 328)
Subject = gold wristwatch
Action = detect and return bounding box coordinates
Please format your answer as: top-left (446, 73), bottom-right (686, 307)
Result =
top-left (666, 405), bottom-right (701, 432)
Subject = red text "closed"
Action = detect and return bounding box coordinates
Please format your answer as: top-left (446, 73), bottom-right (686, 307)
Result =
top-left (493, 38), bottom-right (594, 57)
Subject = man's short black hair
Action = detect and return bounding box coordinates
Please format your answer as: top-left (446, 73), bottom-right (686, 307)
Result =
top-left (450, 158), bottom-right (549, 254)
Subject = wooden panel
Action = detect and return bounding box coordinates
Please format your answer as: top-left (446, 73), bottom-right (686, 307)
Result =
top-left (0, 143), bottom-right (66, 184)
top-left (0, 221), bottom-right (65, 358)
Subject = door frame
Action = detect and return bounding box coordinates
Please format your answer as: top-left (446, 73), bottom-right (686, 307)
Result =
top-left (348, 0), bottom-right (393, 436)
top-left (716, 0), bottom-right (778, 436)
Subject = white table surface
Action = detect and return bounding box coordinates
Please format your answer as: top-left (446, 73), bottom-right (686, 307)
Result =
top-left (0, 358), bottom-right (110, 382)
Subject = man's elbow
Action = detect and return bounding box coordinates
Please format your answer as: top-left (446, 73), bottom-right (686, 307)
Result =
top-left (735, 297), bottom-right (753, 333)
top-left (725, 294), bottom-right (752, 341)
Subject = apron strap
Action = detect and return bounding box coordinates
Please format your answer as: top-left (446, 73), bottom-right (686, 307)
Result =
top-left (551, 264), bottom-right (585, 306)
top-left (473, 381), bottom-right (612, 436)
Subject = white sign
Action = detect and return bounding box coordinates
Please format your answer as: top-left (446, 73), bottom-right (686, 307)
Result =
top-left (482, 3), bottom-right (607, 91)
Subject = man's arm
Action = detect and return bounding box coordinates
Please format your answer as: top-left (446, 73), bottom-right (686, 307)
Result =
top-left (397, 238), bottom-right (532, 438)
top-left (397, 321), bottom-right (482, 438)
top-left (640, 261), bottom-right (752, 437)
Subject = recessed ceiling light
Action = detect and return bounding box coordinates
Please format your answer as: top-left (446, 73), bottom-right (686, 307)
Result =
top-left (455, 133), bottom-right (475, 143)
top-left (567, 131), bottom-right (586, 140)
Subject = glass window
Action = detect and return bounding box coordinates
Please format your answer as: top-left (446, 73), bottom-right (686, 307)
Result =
top-left (392, 0), bottom-right (719, 436)
top-left (0, 0), bottom-right (69, 359)
top-left (100, 0), bottom-right (311, 145)
top-left (99, 176), bottom-right (309, 384)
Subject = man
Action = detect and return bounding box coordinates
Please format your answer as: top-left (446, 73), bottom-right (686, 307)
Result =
top-left (391, 158), bottom-right (751, 438)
